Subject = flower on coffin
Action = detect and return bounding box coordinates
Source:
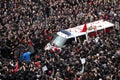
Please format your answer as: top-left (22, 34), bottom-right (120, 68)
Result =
top-left (88, 26), bottom-right (93, 30)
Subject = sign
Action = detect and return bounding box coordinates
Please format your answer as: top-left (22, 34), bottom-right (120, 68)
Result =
top-left (42, 65), bottom-right (48, 72)
top-left (80, 58), bottom-right (86, 64)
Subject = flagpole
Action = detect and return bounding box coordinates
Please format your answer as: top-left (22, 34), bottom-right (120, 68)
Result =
top-left (86, 31), bottom-right (88, 41)
top-left (85, 22), bottom-right (88, 41)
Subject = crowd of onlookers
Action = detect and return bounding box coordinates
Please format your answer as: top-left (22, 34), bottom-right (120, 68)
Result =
top-left (0, 0), bottom-right (120, 80)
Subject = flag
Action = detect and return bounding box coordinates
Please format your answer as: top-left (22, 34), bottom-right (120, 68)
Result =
top-left (81, 23), bottom-right (88, 41)
top-left (35, 61), bottom-right (40, 67)
top-left (14, 62), bottom-right (19, 72)
top-left (81, 23), bottom-right (87, 32)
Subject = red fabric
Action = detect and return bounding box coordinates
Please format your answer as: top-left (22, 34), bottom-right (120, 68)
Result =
top-left (14, 62), bottom-right (19, 72)
top-left (89, 0), bottom-right (93, 5)
top-left (81, 23), bottom-right (87, 32)
top-left (88, 32), bottom-right (96, 37)
top-left (28, 41), bottom-right (33, 46)
top-left (54, 47), bottom-right (59, 52)
top-left (76, 78), bottom-right (81, 80)
top-left (47, 36), bottom-right (52, 40)
top-left (106, 28), bottom-right (111, 33)
top-left (35, 61), bottom-right (40, 67)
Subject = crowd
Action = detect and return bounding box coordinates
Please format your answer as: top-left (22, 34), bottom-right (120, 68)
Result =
top-left (0, 0), bottom-right (120, 80)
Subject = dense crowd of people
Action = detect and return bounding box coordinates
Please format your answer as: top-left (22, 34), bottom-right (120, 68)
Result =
top-left (0, 0), bottom-right (120, 80)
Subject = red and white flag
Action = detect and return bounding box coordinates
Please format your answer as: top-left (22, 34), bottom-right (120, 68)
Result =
top-left (81, 23), bottom-right (87, 32)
